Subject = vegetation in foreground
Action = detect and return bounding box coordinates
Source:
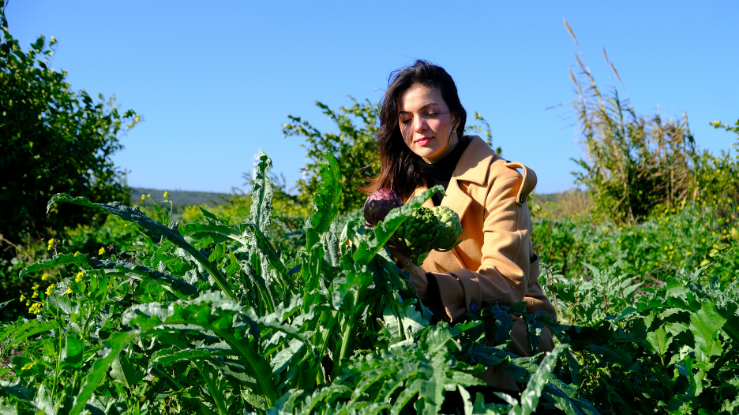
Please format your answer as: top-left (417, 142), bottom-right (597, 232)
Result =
top-left (0, 153), bottom-right (737, 414)
top-left (2, 5), bottom-right (739, 413)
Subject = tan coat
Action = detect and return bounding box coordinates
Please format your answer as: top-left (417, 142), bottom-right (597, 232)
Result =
top-left (405, 135), bottom-right (557, 391)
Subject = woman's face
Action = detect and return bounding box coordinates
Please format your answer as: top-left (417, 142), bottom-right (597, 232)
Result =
top-left (398, 84), bottom-right (458, 164)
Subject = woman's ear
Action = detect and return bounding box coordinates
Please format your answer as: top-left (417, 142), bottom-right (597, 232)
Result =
top-left (452, 112), bottom-right (460, 133)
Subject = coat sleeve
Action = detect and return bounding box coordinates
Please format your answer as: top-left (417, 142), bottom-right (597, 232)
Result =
top-left (424, 170), bottom-right (554, 323)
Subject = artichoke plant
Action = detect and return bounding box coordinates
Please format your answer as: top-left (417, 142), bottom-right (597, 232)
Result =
top-left (363, 189), bottom-right (463, 266)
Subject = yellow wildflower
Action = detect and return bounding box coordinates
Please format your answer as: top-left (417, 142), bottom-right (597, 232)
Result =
top-left (47, 238), bottom-right (54, 250)
top-left (45, 285), bottom-right (54, 295)
top-left (32, 291), bottom-right (39, 298)
top-left (141, 194), bottom-right (146, 201)
top-left (29, 303), bottom-right (42, 314)
top-left (41, 273), bottom-right (49, 281)
top-left (75, 272), bottom-right (83, 282)
top-left (98, 247), bottom-right (105, 255)
top-left (66, 287), bottom-right (73, 294)
top-left (19, 294), bottom-right (24, 302)
top-left (25, 300), bottom-right (29, 306)
top-left (147, 194), bottom-right (151, 198)
top-left (163, 191), bottom-right (168, 198)
top-left (32, 283), bottom-right (40, 291)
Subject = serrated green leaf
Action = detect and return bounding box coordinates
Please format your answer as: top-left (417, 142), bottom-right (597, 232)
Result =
top-left (110, 353), bottom-right (144, 389)
top-left (61, 336), bottom-right (84, 370)
top-left (0, 320), bottom-right (59, 350)
top-left (645, 326), bottom-right (672, 356)
top-left (544, 378), bottom-right (600, 415)
top-left (306, 153), bottom-right (342, 251)
top-left (248, 153), bottom-right (274, 233)
top-left (70, 332), bottom-right (138, 415)
top-left (510, 345), bottom-right (566, 415)
top-left (689, 300), bottom-right (727, 364)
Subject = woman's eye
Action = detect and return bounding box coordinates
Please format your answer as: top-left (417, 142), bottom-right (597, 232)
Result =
top-left (400, 117), bottom-right (412, 124)
top-left (425, 112), bottom-right (438, 119)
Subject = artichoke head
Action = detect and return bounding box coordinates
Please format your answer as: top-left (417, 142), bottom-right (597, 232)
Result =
top-left (364, 188), bottom-right (403, 227)
top-left (395, 207), bottom-right (440, 264)
top-left (431, 206), bottom-right (463, 250)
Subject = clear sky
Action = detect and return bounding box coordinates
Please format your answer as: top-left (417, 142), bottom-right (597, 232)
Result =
top-left (7, 1), bottom-right (739, 194)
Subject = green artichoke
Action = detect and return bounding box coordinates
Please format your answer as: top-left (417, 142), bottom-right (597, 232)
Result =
top-left (431, 206), bottom-right (463, 250)
top-left (394, 206), bottom-right (463, 265)
top-left (395, 207), bottom-right (438, 265)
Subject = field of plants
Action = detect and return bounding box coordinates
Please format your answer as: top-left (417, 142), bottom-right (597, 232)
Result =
top-left (3, 3), bottom-right (739, 412)
top-left (0, 151), bottom-right (738, 414)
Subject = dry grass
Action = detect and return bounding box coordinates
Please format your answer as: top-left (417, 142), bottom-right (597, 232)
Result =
top-left (531, 189), bottom-right (592, 221)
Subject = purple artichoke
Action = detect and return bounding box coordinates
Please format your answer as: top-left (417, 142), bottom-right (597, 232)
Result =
top-left (364, 189), bottom-right (403, 227)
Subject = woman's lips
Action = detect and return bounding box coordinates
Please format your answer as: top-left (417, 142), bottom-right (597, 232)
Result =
top-left (415, 137), bottom-right (432, 146)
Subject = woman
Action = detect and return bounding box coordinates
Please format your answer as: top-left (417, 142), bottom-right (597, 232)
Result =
top-left (365, 60), bottom-right (557, 393)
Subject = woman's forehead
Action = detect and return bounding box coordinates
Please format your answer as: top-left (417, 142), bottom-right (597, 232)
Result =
top-left (398, 85), bottom-right (446, 112)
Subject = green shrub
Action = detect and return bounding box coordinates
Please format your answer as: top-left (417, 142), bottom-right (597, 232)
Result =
top-left (0, 1), bottom-right (140, 248)
top-left (564, 20), bottom-right (739, 224)
top-left (533, 201), bottom-right (739, 284)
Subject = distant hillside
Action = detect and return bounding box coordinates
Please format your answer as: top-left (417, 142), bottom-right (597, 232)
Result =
top-left (130, 187), bottom-right (233, 209)
top-left (130, 187), bottom-right (581, 215)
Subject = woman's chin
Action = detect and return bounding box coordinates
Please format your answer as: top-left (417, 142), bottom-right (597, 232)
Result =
top-left (411, 145), bottom-right (441, 160)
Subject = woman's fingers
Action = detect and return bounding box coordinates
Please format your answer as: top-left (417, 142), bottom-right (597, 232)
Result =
top-left (387, 246), bottom-right (409, 263)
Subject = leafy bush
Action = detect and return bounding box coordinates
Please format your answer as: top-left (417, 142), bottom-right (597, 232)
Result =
top-left (0, 2), bottom-right (140, 247)
top-left (564, 20), bottom-right (739, 224)
top-left (0, 213), bottom-right (147, 321)
top-left (532, 202), bottom-right (739, 284)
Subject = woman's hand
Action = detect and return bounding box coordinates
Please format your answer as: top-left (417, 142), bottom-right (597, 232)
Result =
top-left (387, 246), bottom-right (429, 300)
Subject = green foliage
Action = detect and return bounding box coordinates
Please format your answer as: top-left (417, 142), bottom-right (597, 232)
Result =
top-left (533, 201), bottom-right (739, 286)
top-left (565, 20), bottom-right (739, 224)
top-left (0, 152), bottom-right (604, 414)
top-left (567, 51), bottom-right (697, 223)
top-left (284, 98), bottom-right (381, 213)
top-left (545, 268), bottom-right (739, 413)
top-left (0, 2), bottom-right (140, 245)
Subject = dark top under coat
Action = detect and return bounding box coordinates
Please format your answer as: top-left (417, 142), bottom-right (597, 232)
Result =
top-left (415, 135), bottom-right (471, 206)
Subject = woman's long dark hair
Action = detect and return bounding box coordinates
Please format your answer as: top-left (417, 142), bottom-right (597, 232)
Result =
top-left (362, 60), bottom-right (467, 199)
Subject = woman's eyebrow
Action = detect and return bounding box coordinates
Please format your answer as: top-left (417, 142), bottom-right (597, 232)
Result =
top-left (399, 102), bottom-right (440, 114)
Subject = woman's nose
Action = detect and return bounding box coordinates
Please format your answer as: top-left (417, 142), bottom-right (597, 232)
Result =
top-left (414, 116), bottom-right (428, 132)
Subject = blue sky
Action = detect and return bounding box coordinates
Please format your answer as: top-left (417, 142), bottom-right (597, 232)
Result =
top-left (8, 1), bottom-right (739, 194)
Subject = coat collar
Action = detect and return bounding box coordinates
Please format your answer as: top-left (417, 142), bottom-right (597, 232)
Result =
top-left (409, 136), bottom-right (494, 221)
top-left (453, 135), bottom-right (495, 186)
